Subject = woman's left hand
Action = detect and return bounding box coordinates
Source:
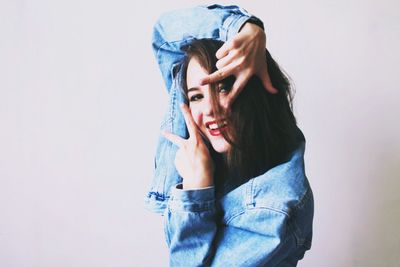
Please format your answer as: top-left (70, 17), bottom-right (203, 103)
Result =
top-left (162, 103), bottom-right (214, 190)
top-left (199, 22), bottom-right (278, 109)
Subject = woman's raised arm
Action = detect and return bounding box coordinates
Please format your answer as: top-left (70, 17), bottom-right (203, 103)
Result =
top-left (152, 4), bottom-right (265, 93)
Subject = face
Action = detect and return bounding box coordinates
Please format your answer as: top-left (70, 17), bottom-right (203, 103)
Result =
top-left (186, 57), bottom-right (232, 153)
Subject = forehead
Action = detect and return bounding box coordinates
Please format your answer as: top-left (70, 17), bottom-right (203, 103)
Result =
top-left (186, 57), bottom-right (209, 88)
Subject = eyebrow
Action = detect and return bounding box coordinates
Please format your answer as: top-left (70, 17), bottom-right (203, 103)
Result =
top-left (187, 87), bottom-right (199, 93)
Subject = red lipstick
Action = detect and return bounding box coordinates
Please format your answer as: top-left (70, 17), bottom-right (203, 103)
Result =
top-left (205, 120), bottom-right (227, 136)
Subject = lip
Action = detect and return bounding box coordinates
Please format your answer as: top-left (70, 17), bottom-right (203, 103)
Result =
top-left (205, 120), bottom-right (227, 136)
top-left (208, 125), bottom-right (227, 136)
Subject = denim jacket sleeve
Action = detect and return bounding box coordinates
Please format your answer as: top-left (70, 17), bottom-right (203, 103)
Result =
top-left (152, 4), bottom-right (264, 92)
top-left (164, 184), bottom-right (300, 267)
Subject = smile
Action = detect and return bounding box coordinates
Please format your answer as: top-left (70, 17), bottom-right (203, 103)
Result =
top-left (205, 120), bottom-right (227, 136)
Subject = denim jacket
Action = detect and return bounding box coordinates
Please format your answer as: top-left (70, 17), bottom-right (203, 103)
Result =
top-left (145, 4), bottom-right (264, 213)
top-left (146, 5), bottom-right (314, 266)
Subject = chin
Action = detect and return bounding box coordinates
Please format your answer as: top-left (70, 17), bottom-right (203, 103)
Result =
top-left (211, 141), bottom-right (231, 154)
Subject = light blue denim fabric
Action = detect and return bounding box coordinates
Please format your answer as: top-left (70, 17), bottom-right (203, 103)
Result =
top-left (145, 4), bottom-right (263, 213)
top-left (165, 142), bottom-right (313, 266)
top-left (146, 4), bottom-right (314, 266)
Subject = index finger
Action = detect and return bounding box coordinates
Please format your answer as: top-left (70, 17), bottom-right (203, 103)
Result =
top-left (199, 64), bottom-right (236, 85)
top-left (180, 103), bottom-right (200, 140)
top-left (221, 73), bottom-right (250, 109)
top-left (162, 130), bottom-right (185, 148)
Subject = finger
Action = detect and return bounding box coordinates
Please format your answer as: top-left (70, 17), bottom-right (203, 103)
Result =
top-left (199, 64), bottom-right (236, 85)
top-left (180, 103), bottom-right (200, 140)
top-left (259, 69), bottom-right (278, 94)
top-left (222, 74), bottom-right (250, 109)
top-left (215, 51), bottom-right (235, 70)
top-left (215, 41), bottom-right (232, 59)
top-left (162, 130), bottom-right (185, 148)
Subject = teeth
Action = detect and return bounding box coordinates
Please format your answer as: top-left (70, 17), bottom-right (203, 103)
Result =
top-left (208, 121), bottom-right (227, 130)
top-left (209, 124), bottom-right (218, 130)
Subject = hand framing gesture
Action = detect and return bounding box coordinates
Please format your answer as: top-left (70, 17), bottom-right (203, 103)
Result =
top-left (162, 104), bottom-right (215, 190)
top-left (199, 22), bottom-right (278, 109)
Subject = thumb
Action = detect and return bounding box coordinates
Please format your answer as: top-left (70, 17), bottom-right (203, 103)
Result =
top-left (259, 69), bottom-right (278, 94)
top-left (222, 74), bottom-right (248, 109)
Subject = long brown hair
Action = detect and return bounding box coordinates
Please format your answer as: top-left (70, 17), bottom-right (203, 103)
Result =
top-left (179, 39), bottom-right (302, 188)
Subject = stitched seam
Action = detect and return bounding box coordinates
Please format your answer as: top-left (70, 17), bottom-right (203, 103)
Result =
top-left (224, 210), bottom-right (246, 225)
top-left (288, 218), bottom-right (303, 247)
top-left (245, 178), bottom-right (255, 206)
top-left (158, 38), bottom-right (195, 52)
top-left (248, 206), bottom-right (290, 218)
top-left (163, 207), bottom-right (171, 246)
top-left (293, 187), bottom-right (312, 210)
top-left (160, 117), bottom-right (173, 129)
top-left (225, 206), bottom-right (290, 225)
top-left (162, 140), bottom-right (174, 196)
top-left (156, 42), bottom-right (168, 70)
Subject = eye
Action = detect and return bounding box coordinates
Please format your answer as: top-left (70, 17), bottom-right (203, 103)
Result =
top-left (189, 93), bottom-right (203, 102)
top-left (217, 83), bottom-right (231, 94)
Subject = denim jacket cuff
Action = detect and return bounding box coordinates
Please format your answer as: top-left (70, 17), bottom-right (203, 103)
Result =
top-left (222, 15), bottom-right (264, 41)
top-left (222, 15), bottom-right (250, 41)
top-left (168, 184), bottom-right (215, 212)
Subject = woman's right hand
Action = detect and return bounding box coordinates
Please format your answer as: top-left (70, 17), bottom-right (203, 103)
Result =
top-left (162, 104), bottom-right (215, 190)
top-left (199, 22), bottom-right (278, 109)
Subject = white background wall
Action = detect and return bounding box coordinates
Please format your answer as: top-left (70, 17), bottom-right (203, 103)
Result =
top-left (1, 0), bottom-right (399, 266)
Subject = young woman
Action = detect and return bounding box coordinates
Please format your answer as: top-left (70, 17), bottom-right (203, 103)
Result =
top-left (146, 5), bottom-right (313, 266)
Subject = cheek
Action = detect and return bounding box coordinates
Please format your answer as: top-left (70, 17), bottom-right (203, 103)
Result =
top-left (190, 108), bottom-right (202, 128)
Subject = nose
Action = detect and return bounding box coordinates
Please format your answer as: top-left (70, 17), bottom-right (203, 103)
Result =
top-left (203, 94), bottom-right (214, 116)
